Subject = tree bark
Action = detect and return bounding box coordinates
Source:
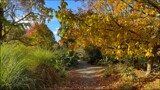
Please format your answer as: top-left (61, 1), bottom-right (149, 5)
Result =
top-left (0, 4), bottom-right (3, 41)
top-left (145, 46), bottom-right (158, 76)
top-left (146, 57), bottom-right (154, 76)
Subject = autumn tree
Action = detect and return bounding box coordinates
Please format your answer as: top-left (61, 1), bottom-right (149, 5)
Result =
top-left (55, 0), bottom-right (77, 49)
top-left (25, 23), bottom-right (55, 49)
top-left (85, 0), bottom-right (160, 76)
top-left (0, 0), bottom-right (53, 44)
top-left (56, 0), bottom-right (160, 76)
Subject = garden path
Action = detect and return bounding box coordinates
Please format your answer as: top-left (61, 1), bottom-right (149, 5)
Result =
top-left (53, 60), bottom-right (113, 89)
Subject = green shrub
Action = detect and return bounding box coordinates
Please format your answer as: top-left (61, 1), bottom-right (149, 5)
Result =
top-left (97, 56), bottom-right (119, 66)
top-left (64, 51), bottom-right (79, 67)
top-left (121, 66), bottom-right (138, 82)
top-left (97, 59), bottom-right (107, 66)
top-left (51, 48), bottom-right (67, 71)
top-left (52, 48), bottom-right (78, 68)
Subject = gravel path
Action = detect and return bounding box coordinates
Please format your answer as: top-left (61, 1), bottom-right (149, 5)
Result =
top-left (53, 60), bottom-right (107, 89)
top-left (76, 60), bottom-right (104, 85)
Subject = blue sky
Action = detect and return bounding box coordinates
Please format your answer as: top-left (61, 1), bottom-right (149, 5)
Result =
top-left (45, 0), bottom-right (83, 41)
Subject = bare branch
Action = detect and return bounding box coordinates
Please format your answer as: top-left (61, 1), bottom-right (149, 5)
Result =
top-left (15, 12), bottom-right (32, 23)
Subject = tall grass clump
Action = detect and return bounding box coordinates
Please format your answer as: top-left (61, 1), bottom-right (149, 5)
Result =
top-left (0, 44), bottom-right (35, 90)
top-left (27, 48), bottom-right (54, 70)
top-left (28, 48), bottom-right (56, 88)
top-left (29, 48), bottom-right (69, 88)
top-left (0, 43), bottom-right (74, 89)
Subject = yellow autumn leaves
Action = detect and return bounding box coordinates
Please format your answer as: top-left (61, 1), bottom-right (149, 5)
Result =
top-left (56, 0), bottom-right (160, 61)
top-left (145, 49), bottom-right (154, 57)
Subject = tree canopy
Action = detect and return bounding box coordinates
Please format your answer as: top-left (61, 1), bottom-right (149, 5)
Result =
top-left (56, 0), bottom-right (160, 75)
top-left (0, 0), bottom-right (53, 43)
top-left (25, 23), bottom-right (55, 49)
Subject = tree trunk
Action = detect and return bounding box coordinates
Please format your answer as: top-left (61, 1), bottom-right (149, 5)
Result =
top-left (0, 4), bottom-right (3, 41)
top-left (145, 57), bottom-right (154, 76)
top-left (145, 46), bottom-right (158, 76)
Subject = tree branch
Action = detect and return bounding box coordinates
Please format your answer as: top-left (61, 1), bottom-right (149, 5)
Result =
top-left (146, 0), bottom-right (160, 14)
top-left (5, 38), bottom-right (37, 46)
top-left (15, 12), bottom-right (32, 24)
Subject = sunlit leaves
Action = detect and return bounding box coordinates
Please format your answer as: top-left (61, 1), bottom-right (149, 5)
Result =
top-left (25, 23), bottom-right (55, 49)
top-left (145, 48), bottom-right (154, 57)
top-left (56, 0), bottom-right (160, 61)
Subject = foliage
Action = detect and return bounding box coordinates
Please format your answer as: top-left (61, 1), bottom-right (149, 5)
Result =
top-left (0, 43), bottom-right (69, 89)
top-left (55, 0), bottom-right (160, 75)
top-left (103, 64), bottom-right (137, 89)
top-left (51, 48), bottom-right (67, 71)
top-left (0, 44), bottom-right (35, 90)
top-left (97, 56), bottom-right (119, 66)
top-left (25, 23), bottom-right (55, 49)
top-left (0, 0), bottom-right (53, 42)
top-left (117, 81), bottom-right (134, 90)
top-left (64, 51), bottom-right (79, 67)
top-left (103, 65), bottom-right (116, 77)
top-left (28, 47), bottom-right (55, 70)
top-left (123, 57), bottom-right (147, 70)
top-left (103, 64), bottom-right (126, 77)
top-left (121, 67), bottom-right (138, 81)
top-left (5, 25), bottom-right (26, 41)
top-left (54, 0), bottom-right (69, 38)
top-left (52, 48), bottom-right (79, 68)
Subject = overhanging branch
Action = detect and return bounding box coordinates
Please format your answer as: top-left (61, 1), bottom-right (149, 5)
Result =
top-left (5, 38), bottom-right (37, 46)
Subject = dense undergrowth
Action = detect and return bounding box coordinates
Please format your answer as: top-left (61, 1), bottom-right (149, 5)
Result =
top-left (0, 43), bottom-right (78, 90)
top-left (102, 61), bottom-right (160, 90)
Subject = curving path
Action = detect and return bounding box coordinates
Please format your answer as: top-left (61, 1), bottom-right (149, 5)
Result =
top-left (54, 60), bottom-right (108, 89)
top-left (76, 60), bottom-right (104, 86)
